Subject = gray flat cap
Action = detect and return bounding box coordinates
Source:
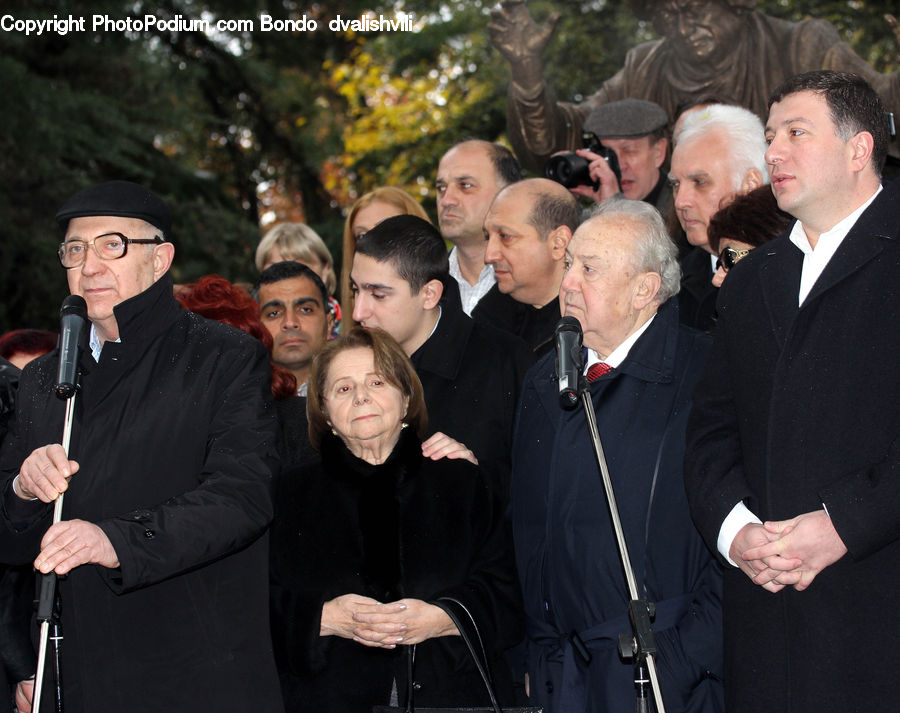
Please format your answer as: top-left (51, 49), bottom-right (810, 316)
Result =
top-left (583, 98), bottom-right (669, 139)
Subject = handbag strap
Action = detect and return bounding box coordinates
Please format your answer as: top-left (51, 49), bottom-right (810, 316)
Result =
top-left (405, 643), bottom-right (417, 713)
top-left (431, 597), bottom-right (503, 713)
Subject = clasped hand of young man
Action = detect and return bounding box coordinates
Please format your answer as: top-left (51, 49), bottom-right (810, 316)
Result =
top-left (731, 510), bottom-right (848, 593)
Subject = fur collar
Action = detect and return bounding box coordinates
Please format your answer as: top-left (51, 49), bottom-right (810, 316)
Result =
top-left (320, 428), bottom-right (424, 601)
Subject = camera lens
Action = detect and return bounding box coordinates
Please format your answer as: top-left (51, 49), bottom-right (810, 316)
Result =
top-left (545, 153), bottom-right (591, 189)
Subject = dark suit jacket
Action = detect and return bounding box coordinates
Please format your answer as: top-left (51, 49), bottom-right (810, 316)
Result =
top-left (472, 285), bottom-right (560, 359)
top-left (411, 301), bottom-right (533, 500)
top-left (685, 180), bottom-right (900, 712)
top-left (513, 298), bottom-right (723, 713)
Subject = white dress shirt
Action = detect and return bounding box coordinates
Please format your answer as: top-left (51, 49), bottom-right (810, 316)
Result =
top-left (584, 315), bottom-right (655, 372)
top-left (449, 247), bottom-right (495, 316)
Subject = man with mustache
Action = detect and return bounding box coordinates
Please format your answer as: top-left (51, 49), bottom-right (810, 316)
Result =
top-left (565, 98), bottom-right (672, 216)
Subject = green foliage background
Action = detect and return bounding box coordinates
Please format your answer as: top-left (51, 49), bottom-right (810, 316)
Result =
top-left (0, 0), bottom-right (896, 331)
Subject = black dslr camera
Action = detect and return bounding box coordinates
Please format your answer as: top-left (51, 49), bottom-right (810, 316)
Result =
top-left (545, 131), bottom-right (622, 191)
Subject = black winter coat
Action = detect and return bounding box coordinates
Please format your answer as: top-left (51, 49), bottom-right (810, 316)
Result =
top-left (269, 429), bottom-right (523, 713)
top-left (685, 180), bottom-right (900, 712)
top-left (0, 274), bottom-right (283, 713)
top-left (472, 285), bottom-right (561, 359)
top-left (411, 302), bottom-right (533, 499)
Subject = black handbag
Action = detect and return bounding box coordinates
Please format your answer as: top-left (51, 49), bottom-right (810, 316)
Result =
top-left (373, 597), bottom-right (542, 713)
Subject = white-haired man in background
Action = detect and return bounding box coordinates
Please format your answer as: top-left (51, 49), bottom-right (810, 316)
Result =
top-left (669, 104), bottom-right (770, 330)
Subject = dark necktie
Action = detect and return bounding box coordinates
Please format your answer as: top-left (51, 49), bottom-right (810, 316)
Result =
top-left (586, 362), bottom-right (612, 382)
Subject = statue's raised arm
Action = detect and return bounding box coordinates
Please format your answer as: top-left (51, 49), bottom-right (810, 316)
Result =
top-left (488, 0), bottom-right (560, 76)
top-left (488, 0), bottom-right (592, 172)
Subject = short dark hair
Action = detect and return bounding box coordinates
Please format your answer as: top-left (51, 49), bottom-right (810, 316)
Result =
top-left (485, 142), bottom-right (522, 186)
top-left (307, 327), bottom-right (428, 449)
top-left (451, 138), bottom-right (522, 187)
top-left (528, 191), bottom-right (580, 240)
top-left (354, 215), bottom-right (449, 294)
top-left (253, 260), bottom-right (330, 312)
top-left (707, 185), bottom-right (794, 254)
top-left (768, 70), bottom-right (890, 177)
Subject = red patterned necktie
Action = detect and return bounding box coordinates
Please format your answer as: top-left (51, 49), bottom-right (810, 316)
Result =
top-left (586, 362), bottom-right (612, 382)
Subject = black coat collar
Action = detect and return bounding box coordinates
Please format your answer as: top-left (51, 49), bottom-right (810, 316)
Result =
top-left (77, 272), bottom-right (183, 405)
top-left (109, 272), bottom-right (182, 348)
top-left (756, 181), bottom-right (900, 342)
top-left (410, 304), bottom-right (473, 382)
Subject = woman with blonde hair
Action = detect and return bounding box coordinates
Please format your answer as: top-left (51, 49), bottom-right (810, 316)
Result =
top-left (340, 187), bottom-right (430, 310)
top-left (256, 222), bottom-right (342, 336)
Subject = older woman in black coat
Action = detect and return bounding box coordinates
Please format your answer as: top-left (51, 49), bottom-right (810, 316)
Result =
top-left (269, 327), bottom-right (523, 713)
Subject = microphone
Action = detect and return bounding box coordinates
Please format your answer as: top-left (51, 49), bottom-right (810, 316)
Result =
top-left (555, 316), bottom-right (584, 410)
top-left (55, 295), bottom-right (88, 400)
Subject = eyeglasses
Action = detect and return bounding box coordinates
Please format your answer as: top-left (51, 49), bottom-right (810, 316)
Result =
top-left (715, 246), bottom-right (752, 272)
top-left (58, 233), bottom-right (163, 269)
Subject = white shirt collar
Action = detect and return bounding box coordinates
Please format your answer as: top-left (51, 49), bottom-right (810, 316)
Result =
top-left (585, 314), bottom-right (656, 371)
top-left (789, 186), bottom-right (882, 255)
top-left (448, 246), bottom-right (495, 316)
top-left (89, 324), bottom-right (121, 362)
top-left (789, 185), bottom-right (882, 306)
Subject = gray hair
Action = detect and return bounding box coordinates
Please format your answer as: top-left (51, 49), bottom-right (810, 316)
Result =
top-left (674, 104), bottom-right (770, 189)
top-left (587, 197), bottom-right (681, 302)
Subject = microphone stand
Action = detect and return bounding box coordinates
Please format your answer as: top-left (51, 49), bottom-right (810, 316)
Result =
top-left (576, 377), bottom-right (666, 713)
top-left (32, 388), bottom-right (77, 713)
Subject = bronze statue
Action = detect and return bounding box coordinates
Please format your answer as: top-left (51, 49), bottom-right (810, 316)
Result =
top-left (489, 0), bottom-right (900, 171)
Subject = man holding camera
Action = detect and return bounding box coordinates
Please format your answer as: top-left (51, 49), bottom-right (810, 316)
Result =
top-left (560, 98), bottom-right (671, 215)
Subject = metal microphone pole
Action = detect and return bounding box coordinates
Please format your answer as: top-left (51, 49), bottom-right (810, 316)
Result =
top-left (33, 294), bottom-right (86, 713)
top-left (32, 395), bottom-right (75, 713)
top-left (578, 381), bottom-right (667, 713)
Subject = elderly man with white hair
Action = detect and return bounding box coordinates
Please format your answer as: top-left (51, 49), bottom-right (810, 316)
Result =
top-left (669, 103), bottom-right (770, 331)
top-left (510, 197), bottom-right (723, 713)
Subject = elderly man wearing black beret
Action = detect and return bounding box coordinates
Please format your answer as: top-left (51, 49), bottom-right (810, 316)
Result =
top-left (0, 181), bottom-right (284, 713)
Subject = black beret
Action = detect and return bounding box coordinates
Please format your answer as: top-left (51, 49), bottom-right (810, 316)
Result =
top-left (583, 98), bottom-right (669, 140)
top-left (56, 180), bottom-right (172, 237)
